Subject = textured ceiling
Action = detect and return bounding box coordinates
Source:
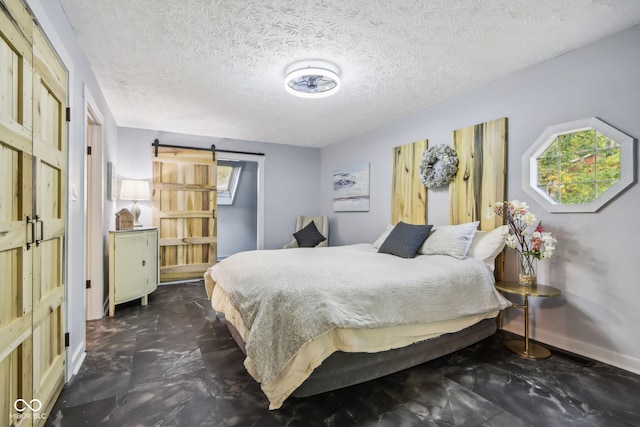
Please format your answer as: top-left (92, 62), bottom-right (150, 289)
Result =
top-left (58, 0), bottom-right (640, 148)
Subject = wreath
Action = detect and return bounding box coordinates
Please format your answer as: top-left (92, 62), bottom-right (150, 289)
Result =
top-left (419, 145), bottom-right (459, 188)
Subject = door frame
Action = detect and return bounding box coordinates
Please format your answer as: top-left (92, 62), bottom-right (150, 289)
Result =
top-left (83, 86), bottom-right (105, 320)
top-left (217, 152), bottom-right (265, 250)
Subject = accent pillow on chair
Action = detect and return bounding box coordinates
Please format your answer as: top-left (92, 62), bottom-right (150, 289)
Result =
top-left (293, 221), bottom-right (327, 248)
top-left (283, 215), bottom-right (329, 248)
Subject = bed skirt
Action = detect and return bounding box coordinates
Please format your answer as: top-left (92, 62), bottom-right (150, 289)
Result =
top-left (223, 315), bottom-right (496, 399)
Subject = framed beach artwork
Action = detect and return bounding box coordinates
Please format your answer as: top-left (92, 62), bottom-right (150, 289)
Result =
top-left (333, 163), bottom-right (370, 212)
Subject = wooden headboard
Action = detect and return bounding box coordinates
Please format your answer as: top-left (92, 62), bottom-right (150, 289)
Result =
top-left (391, 139), bottom-right (428, 225)
top-left (450, 118), bottom-right (507, 280)
top-left (391, 118), bottom-right (507, 278)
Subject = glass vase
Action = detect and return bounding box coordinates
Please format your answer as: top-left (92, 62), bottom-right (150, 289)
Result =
top-left (518, 253), bottom-right (537, 286)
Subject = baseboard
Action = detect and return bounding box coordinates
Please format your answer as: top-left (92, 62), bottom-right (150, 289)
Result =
top-left (159, 279), bottom-right (203, 285)
top-left (67, 344), bottom-right (86, 381)
top-left (501, 321), bottom-right (640, 375)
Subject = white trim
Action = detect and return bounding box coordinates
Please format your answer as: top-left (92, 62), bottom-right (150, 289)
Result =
top-left (68, 347), bottom-right (87, 377)
top-left (84, 84), bottom-right (105, 320)
top-left (501, 321), bottom-right (640, 375)
top-left (217, 162), bottom-right (243, 205)
top-left (216, 152), bottom-right (265, 250)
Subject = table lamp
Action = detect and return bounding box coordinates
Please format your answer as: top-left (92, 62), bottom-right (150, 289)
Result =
top-left (119, 179), bottom-right (150, 227)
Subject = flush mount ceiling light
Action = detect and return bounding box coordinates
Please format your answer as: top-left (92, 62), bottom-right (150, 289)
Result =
top-left (285, 61), bottom-right (341, 99)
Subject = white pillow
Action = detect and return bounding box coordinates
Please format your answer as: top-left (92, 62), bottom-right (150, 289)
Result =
top-left (373, 224), bottom-right (395, 248)
top-left (467, 225), bottom-right (509, 270)
top-left (418, 221), bottom-right (479, 259)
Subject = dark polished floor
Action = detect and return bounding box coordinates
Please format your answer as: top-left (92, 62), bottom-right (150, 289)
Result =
top-left (46, 282), bottom-right (640, 427)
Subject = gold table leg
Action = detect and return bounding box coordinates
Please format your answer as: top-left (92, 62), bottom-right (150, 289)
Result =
top-left (504, 295), bottom-right (552, 359)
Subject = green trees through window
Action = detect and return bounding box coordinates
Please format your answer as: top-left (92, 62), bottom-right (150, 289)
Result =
top-left (536, 129), bottom-right (621, 204)
top-left (523, 117), bottom-right (634, 213)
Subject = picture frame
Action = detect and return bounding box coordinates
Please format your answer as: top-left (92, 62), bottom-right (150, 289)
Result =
top-left (107, 162), bottom-right (117, 200)
top-left (333, 163), bottom-right (370, 212)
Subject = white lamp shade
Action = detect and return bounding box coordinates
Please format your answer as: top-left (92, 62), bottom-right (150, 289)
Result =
top-left (120, 179), bottom-right (150, 201)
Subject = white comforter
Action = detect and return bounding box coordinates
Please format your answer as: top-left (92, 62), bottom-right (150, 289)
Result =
top-left (205, 244), bottom-right (511, 408)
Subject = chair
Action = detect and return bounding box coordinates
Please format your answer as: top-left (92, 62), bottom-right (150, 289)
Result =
top-left (283, 215), bottom-right (329, 248)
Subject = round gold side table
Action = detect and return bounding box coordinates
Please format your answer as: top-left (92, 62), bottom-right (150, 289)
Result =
top-left (495, 281), bottom-right (561, 359)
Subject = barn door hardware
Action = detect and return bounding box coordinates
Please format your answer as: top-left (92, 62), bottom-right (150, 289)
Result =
top-left (151, 139), bottom-right (265, 158)
top-left (34, 215), bottom-right (44, 246)
top-left (26, 215), bottom-right (34, 250)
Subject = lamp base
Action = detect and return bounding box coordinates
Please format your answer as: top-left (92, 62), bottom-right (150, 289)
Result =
top-left (130, 201), bottom-right (143, 227)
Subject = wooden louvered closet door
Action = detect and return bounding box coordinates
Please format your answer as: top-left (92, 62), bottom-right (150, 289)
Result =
top-left (1, 0), bottom-right (68, 425)
top-left (152, 147), bottom-right (217, 282)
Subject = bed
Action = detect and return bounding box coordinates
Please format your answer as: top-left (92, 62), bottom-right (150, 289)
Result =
top-left (205, 120), bottom-right (508, 409)
top-left (203, 223), bottom-right (511, 409)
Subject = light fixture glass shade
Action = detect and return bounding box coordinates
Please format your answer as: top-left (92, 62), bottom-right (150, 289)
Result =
top-left (120, 179), bottom-right (150, 227)
top-left (285, 67), bottom-right (341, 98)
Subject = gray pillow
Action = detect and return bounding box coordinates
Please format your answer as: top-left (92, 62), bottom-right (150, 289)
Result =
top-left (378, 222), bottom-right (433, 258)
top-left (418, 221), bottom-right (479, 259)
top-left (293, 221), bottom-right (326, 247)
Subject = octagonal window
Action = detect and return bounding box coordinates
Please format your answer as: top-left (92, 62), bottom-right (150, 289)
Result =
top-left (522, 118), bottom-right (635, 213)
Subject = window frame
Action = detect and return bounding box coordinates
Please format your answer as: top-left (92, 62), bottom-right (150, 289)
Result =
top-left (217, 161), bottom-right (244, 205)
top-left (522, 117), bottom-right (635, 213)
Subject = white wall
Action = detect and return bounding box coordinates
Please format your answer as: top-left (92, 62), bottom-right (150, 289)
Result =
top-left (116, 127), bottom-right (321, 249)
top-left (26, 0), bottom-right (119, 378)
top-left (321, 25), bottom-right (640, 374)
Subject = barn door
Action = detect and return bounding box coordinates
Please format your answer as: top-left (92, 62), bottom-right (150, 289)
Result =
top-left (0, 1), bottom-right (67, 424)
top-left (152, 146), bottom-right (217, 282)
top-left (31, 24), bottom-right (67, 417)
top-left (0, 2), bottom-right (36, 424)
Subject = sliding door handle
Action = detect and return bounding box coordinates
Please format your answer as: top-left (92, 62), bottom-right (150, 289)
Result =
top-left (35, 215), bottom-right (43, 246)
top-left (26, 215), bottom-right (34, 250)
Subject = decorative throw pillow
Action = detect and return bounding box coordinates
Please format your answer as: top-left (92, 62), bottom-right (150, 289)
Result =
top-left (418, 221), bottom-right (479, 259)
top-left (378, 222), bottom-right (433, 258)
top-left (293, 221), bottom-right (327, 248)
top-left (467, 225), bottom-right (509, 270)
top-left (373, 224), bottom-right (395, 248)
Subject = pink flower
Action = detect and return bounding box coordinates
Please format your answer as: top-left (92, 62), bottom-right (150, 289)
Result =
top-left (531, 238), bottom-right (542, 251)
top-left (493, 201), bottom-right (557, 265)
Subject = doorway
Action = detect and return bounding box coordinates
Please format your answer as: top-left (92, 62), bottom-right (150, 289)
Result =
top-left (217, 152), bottom-right (265, 256)
top-left (217, 160), bottom-right (257, 259)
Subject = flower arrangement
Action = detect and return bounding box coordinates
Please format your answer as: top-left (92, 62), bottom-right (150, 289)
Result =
top-left (494, 200), bottom-right (557, 285)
